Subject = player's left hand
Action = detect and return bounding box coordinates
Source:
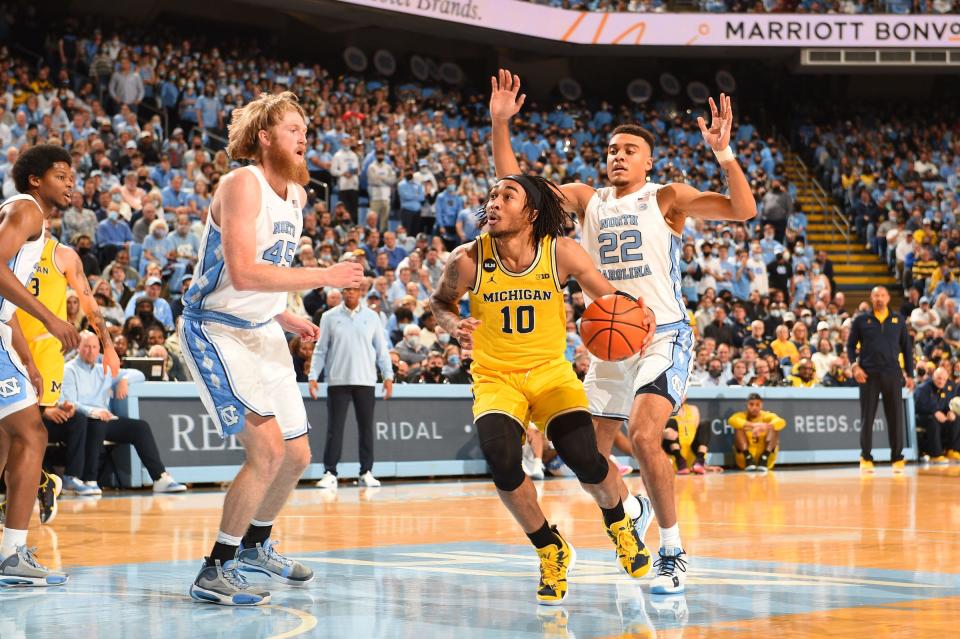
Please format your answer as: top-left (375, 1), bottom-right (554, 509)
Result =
top-left (279, 314), bottom-right (321, 342)
top-left (697, 94), bottom-right (733, 152)
top-left (26, 361), bottom-right (43, 398)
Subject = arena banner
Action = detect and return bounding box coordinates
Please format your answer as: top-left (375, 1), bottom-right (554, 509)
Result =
top-left (336, 0), bottom-right (960, 48)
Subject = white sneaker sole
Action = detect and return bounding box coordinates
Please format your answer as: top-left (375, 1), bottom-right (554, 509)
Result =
top-left (238, 563), bottom-right (315, 587)
top-left (189, 583), bottom-right (271, 606)
top-left (0, 573), bottom-right (69, 587)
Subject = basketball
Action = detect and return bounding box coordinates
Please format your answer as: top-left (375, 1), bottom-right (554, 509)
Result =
top-left (579, 293), bottom-right (655, 361)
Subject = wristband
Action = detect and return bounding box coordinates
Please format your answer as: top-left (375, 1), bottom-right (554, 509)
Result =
top-left (713, 146), bottom-right (735, 164)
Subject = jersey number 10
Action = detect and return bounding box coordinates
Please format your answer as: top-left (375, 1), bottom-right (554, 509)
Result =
top-left (501, 305), bottom-right (534, 334)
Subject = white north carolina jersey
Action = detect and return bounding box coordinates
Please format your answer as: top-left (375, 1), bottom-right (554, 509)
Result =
top-left (581, 183), bottom-right (687, 327)
top-left (0, 194), bottom-right (45, 323)
top-left (183, 165), bottom-right (303, 325)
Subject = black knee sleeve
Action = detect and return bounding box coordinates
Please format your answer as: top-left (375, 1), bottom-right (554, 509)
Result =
top-left (548, 411), bottom-right (609, 485)
top-left (476, 414), bottom-right (526, 492)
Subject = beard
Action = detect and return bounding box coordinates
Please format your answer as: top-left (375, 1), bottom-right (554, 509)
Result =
top-left (265, 141), bottom-right (309, 186)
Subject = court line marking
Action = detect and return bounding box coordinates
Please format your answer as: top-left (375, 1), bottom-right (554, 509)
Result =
top-left (1, 590), bottom-right (317, 639)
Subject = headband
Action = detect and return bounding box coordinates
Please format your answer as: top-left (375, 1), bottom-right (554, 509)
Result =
top-left (499, 174), bottom-right (543, 212)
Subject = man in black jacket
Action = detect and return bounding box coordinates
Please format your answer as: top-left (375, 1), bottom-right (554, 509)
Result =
top-left (847, 286), bottom-right (915, 472)
top-left (913, 367), bottom-right (958, 464)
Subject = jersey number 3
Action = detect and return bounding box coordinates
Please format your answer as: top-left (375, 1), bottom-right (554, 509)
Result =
top-left (262, 240), bottom-right (296, 267)
top-left (598, 230), bottom-right (643, 265)
top-left (501, 305), bottom-right (534, 334)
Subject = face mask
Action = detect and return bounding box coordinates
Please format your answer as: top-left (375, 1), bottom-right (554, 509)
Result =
top-left (812, 266), bottom-right (821, 275)
top-left (153, 229), bottom-right (166, 239)
top-left (567, 331), bottom-right (578, 342)
top-left (107, 211), bottom-right (119, 221)
top-left (709, 369), bottom-right (721, 378)
top-left (405, 336), bottom-right (420, 349)
top-left (446, 185), bottom-right (455, 193)
top-left (795, 247), bottom-right (805, 255)
top-left (430, 366), bottom-right (443, 376)
top-left (397, 233), bottom-right (407, 242)
top-left (438, 332), bottom-right (451, 345)
top-left (448, 355), bottom-right (460, 366)
top-left (111, 193), bottom-right (122, 203)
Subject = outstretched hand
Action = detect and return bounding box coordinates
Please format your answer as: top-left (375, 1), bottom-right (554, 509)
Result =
top-left (489, 68), bottom-right (526, 123)
top-left (696, 93), bottom-right (733, 152)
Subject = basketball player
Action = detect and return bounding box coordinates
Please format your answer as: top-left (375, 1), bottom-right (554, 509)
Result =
top-left (0, 144), bottom-right (80, 585)
top-left (0, 228), bottom-right (122, 523)
top-left (180, 92), bottom-right (364, 606)
top-left (490, 70), bottom-right (756, 594)
top-left (430, 173), bottom-right (655, 605)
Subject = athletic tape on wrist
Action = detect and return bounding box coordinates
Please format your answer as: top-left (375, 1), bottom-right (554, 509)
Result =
top-left (713, 146), bottom-right (735, 164)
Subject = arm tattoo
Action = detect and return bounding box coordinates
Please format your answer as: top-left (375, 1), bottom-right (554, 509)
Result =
top-left (430, 255), bottom-right (465, 335)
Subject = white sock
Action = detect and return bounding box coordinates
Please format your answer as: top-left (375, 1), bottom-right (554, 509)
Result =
top-left (250, 519), bottom-right (274, 527)
top-left (623, 494), bottom-right (643, 520)
top-left (215, 531), bottom-right (243, 547)
top-left (659, 523), bottom-right (682, 551)
top-left (0, 528), bottom-right (28, 559)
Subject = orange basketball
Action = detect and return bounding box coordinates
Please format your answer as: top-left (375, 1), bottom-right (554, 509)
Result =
top-left (579, 294), bottom-right (655, 361)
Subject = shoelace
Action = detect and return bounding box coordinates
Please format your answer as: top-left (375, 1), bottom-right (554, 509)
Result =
top-left (263, 540), bottom-right (293, 567)
top-left (221, 563), bottom-right (251, 590)
top-left (654, 551), bottom-right (688, 577)
top-left (17, 546), bottom-right (47, 570)
top-left (539, 548), bottom-right (563, 588)
top-left (614, 525), bottom-right (640, 558)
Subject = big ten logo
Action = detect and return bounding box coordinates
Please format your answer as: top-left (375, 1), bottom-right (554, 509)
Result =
top-left (170, 414), bottom-right (244, 452)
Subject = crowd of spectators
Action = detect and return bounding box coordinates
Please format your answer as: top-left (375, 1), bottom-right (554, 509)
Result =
top-left (798, 106), bottom-right (960, 387)
top-left (525, 0), bottom-right (955, 14)
top-left (1, 10), bottom-right (947, 395)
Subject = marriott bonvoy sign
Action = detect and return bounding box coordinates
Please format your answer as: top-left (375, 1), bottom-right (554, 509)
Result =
top-left (340, 0), bottom-right (960, 48)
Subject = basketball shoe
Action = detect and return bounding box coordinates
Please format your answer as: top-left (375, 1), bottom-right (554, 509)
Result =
top-left (947, 450), bottom-right (960, 462)
top-left (0, 546), bottom-right (68, 587)
top-left (892, 459), bottom-right (906, 473)
top-left (190, 559), bottom-right (270, 606)
top-left (606, 514), bottom-right (651, 578)
top-left (631, 495), bottom-right (654, 545)
top-left (535, 526), bottom-right (576, 605)
top-left (237, 539), bottom-right (314, 586)
top-left (859, 458), bottom-right (875, 473)
top-left (650, 547), bottom-right (688, 594)
top-left (37, 471), bottom-right (61, 525)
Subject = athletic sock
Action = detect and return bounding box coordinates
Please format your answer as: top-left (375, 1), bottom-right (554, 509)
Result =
top-left (600, 500), bottom-right (626, 527)
top-left (206, 531), bottom-right (242, 567)
top-left (695, 451), bottom-right (706, 465)
top-left (758, 451), bottom-right (771, 468)
top-left (0, 527), bottom-right (28, 560)
top-left (527, 521), bottom-right (560, 549)
top-left (623, 494), bottom-right (643, 521)
top-left (659, 523), bottom-right (682, 551)
top-left (242, 519), bottom-right (274, 548)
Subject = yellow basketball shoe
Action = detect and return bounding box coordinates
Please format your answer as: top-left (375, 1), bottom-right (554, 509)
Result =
top-left (892, 459), bottom-right (906, 473)
top-left (859, 458), bottom-right (875, 473)
top-left (946, 450), bottom-right (960, 462)
top-left (606, 514), bottom-right (652, 578)
top-left (535, 527), bottom-right (576, 606)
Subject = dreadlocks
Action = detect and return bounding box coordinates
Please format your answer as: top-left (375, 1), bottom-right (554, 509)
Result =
top-left (477, 174), bottom-right (571, 242)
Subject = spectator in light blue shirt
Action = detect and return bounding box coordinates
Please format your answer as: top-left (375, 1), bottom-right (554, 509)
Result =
top-left (194, 85), bottom-right (223, 131)
top-left (434, 178), bottom-right (464, 250)
top-left (456, 196), bottom-right (481, 242)
top-left (161, 174), bottom-right (190, 215)
top-left (308, 287), bottom-right (394, 487)
top-left (397, 173), bottom-right (424, 232)
top-left (125, 278), bottom-right (175, 331)
top-left (61, 332), bottom-right (185, 493)
top-left (96, 208), bottom-right (133, 249)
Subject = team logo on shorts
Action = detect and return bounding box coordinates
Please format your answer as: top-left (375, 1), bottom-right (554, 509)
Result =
top-left (219, 405), bottom-right (240, 427)
top-left (482, 259), bottom-right (497, 273)
top-left (670, 374), bottom-right (685, 399)
top-left (0, 377), bottom-right (22, 398)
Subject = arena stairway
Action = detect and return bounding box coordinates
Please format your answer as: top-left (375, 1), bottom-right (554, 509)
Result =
top-left (783, 153), bottom-right (898, 296)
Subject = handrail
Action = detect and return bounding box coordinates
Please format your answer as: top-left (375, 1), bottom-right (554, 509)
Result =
top-left (779, 134), bottom-right (851, 263)
top-left (309, 178), bottom-right (330, 211)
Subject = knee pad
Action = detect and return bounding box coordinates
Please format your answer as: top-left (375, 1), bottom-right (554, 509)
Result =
top-left (476, 414), bottom-right (526, 492)
top-left (548, 411), bottom-right (609, 485)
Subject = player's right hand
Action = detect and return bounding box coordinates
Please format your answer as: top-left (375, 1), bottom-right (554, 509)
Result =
top-left (852, 364), bottom-right (868, 384)
top-left (46, 316), bottom-right (80, 353)
top-left (489, 68), bottom-right (526, 122)
top-left (455, 317), bottom-right (481, 349)
top-left (322, 261), bottom-right (365, 288)
top-left (309, 380), bottom-right (320, 400)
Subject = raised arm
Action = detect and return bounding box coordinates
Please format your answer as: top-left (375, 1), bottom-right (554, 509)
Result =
top-left (660, 94), bottom-right (756, 227)
top-left (429, 242), bottom-right (479, 349)
top-left (489, 69), bottom-right (595, 222)
top-left (59, 245), bottom-right (120, 376)
top-left (217, 171), bottom-right (363, 292)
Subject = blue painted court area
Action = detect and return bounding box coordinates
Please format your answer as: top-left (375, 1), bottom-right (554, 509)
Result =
top-left (1, 542), bottom-right (958, 638)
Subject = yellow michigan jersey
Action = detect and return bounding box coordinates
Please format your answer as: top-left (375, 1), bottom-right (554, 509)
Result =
top-left (671, 403), bottom-right (700, 469)
top-left (14, 238), bottom-right (68, 406)
top-left (468, 233), bottom-right (587, 431)
top-left (728, 409), bottom-right (786, 469)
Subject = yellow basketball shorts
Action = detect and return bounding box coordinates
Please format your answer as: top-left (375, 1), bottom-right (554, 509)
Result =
top-left (29, 336), bottom-right (65, 407)
top-left (471, 358), bottom-right (588, 433)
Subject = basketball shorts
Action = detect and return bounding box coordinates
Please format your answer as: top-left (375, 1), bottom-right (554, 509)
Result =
top-left (179, 318), bottom-right (309, 439)
top-left (585, 321), bottom-right (694, 420)
top-left (0, 322), bottom-right (38, 421)
top-left (471, 357), bottom-right (588, 433)
top-left (28, 335), bottom-right (64, 407)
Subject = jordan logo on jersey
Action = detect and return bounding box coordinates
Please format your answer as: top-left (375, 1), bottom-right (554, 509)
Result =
top-left (0, 377), bottom-right (22, 398)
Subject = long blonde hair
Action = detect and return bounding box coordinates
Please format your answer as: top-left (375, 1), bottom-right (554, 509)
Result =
top-left (226, 91), bottom-right (306, 162)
